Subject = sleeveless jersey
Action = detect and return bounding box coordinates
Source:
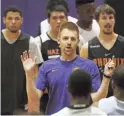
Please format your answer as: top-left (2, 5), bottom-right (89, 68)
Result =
top-left (88, 35), bottom-right (124, 96)
top-left (88, 35), bottom-right (124, 80)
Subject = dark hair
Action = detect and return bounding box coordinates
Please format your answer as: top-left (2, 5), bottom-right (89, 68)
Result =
top-left (95, 4), bottom-right (115, 21)
top-left (112, 64), bottom-right (124, 89)
top-left (47, 5), bottom-right (67, 19)
top-left (68, 69), bottom-right (92, 97)
top-left (75, 0), bottom-right (95, 8)
top-left (59, 22), bottom-right (79, 39)
top-left (4, 6), bottom-right (22, 17)
top-left (46, 0), bottom-right (69, 12)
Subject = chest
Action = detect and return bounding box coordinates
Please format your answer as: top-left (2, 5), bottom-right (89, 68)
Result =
top-left (89, 41), bottom-right (124, 58)
top-left (42, 40), bottom-right (60, 59)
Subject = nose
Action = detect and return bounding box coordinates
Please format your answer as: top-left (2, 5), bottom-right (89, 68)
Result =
top-left (106, 18), bottom-right (111, 23)
top-left (67, 38), bottom-right (71, 44)
top-left (57, 18), bottom-right (60, 23)
top-left (12, 19), bottom-right (16, 24)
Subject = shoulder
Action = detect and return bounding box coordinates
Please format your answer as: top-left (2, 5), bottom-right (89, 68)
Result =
top-left (75, 56), bottom-right (97, 67)
top-left (41, 58), bottom-right (61, 71)
top-left (80, 42), bottom-right (88, 58)
top-left (82, 42), bottom-right (88, 48)
top-left (92, 19), bottom-right (100, 35)
top-left (40, 19), bottom-right (48, 26)
top-left (40, 33), bottom-right (50, 43)
top-left (34, 36), bottom-right (41, 45)
top-left (117, 35), bottom-right (124, 42)
top-left (99, 96), bottom-right (116, 106)
top-left (90, 106), bottom-right (107, 116)
top-left (1, 30), bottom-right (4, 39)
top-left (68, 16), bottom-right (78, 23)
top-left (92, 19), bottom-right (99, 27)
top-left (20, 32), bottom-right (31, 40)
top-left (40, 19), bottom-right (50, 34)
top-left (98, 96), bottom-right (116, 112)
top-left (98, 96), bottom-right (117, 114)
top-left (34, 33), bottom-right (50, 44)
top-left (89, 36), bottom-right (98, 44)
top-left (29, 36), bottom-right (38, 46)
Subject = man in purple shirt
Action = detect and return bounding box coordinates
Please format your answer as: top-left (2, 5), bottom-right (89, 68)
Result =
top-left (21, 22), bottom-right (114, 115)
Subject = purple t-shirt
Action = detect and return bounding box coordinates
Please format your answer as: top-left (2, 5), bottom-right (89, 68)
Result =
top-left (36, 56), bottom-right (101, 115)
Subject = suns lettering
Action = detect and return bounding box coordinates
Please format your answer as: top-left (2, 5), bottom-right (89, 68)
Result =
top-left (120, 58), bottom-right (124, 64)
top-left (93, 58), bottom-right (124, 67)
top-left (97, 58), bottom-right (103, 66)
top-left (103, 58), bottom-right (108, 65)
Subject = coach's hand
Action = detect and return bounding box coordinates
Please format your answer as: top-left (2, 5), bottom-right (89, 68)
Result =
top-left (103, 57), bottom-right (115, 78)
top-left (21, 50), bottom-right (37, 79)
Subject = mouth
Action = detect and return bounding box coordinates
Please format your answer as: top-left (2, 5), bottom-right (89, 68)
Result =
top-left (56, 25), bottom-right (60, 28)
top-left (11, 26), bottom-right (17, 29)
top-left (65, 46), bottom-right (72, 50)
top-left (105, 25), bottom-right (112, 28)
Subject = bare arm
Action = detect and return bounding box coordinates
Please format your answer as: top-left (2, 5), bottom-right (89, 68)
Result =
top-left (91, 77), bottom-right (110, 102)
top-left (91, 59), bottom-right (115, 102)
top-left (80, 42), bottom-right (88, 58)
top-left (21, 50), bottom-right (43, 113)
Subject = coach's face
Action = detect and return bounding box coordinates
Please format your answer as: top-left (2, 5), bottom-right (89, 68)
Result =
top-left (58, 28), bottom-right (79, 56)
top-left (49, 11), bottom-right (67, 33)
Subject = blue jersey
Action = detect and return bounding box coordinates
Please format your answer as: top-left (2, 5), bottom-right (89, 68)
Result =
top-left (36, 56), bottom-right (101, 114)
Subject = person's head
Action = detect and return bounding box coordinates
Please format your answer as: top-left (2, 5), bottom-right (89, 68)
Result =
top-left (95, 4), bottom-right (115, 35)
top-left (112, 64), bottom-right (124, 96)
top-left (46, 0), bottom-right (69, 13)
top-left (67, 69), bottom-right (92, 99)
top-left (47, 5), bottom-right (68, 33)
top-left (3, 6), bottom-right (23, 33)
top-left (75, 0), bottom-right (95, 23)
top-left (58, 22), bottom-right (79, 56)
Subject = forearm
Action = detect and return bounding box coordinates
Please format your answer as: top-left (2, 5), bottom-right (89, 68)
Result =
top-left (25, 66), bottom-right (42, 113)
top-left (91, 77), bottom-right (110, 102)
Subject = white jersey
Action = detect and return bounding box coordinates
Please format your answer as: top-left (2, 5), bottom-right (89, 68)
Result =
top-left (40, 16), bottom-right (77, 34)
top-left (29, 36), bottom-right (43, 64)
top-left (99, 96), bottom-right (124, 115)
top-left (78, 19), bottom-right (100, 45)
top-left (52, 106), bottom-right (107, 116)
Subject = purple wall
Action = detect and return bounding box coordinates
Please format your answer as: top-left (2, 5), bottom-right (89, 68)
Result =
top-left (1, 0), bottom-right (105, 37)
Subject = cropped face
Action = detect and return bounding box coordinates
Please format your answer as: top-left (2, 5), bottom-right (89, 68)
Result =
top-left (77, 3), bottom-right (95, 23)
top-left (3, 11), bottom-right (23, 33)
top-left (98, 13), bottom-right (115, 35)
top-left (58, 28), bottom-right (79, 56)
top-left (49, 11), bottom-right (67, 33)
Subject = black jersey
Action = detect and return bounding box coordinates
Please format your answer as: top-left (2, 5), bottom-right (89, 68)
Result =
top-left (40, 33), bottom-right (60, 61)
top-left (88, 35), bottom-right (124, 79)
top-left (1, 32), bottom-right (30, 113)
top-left (88, 35), bottom-right (124, 96)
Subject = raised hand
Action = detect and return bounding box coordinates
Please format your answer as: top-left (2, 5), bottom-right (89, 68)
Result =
top-left (21, 50), bottom-right (37, 77)
top-left (104, 56), bottom-right (115, 78)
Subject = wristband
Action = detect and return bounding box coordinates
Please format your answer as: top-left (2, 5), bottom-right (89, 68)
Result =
top-left (103, 73), bottom-right (111, 79)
